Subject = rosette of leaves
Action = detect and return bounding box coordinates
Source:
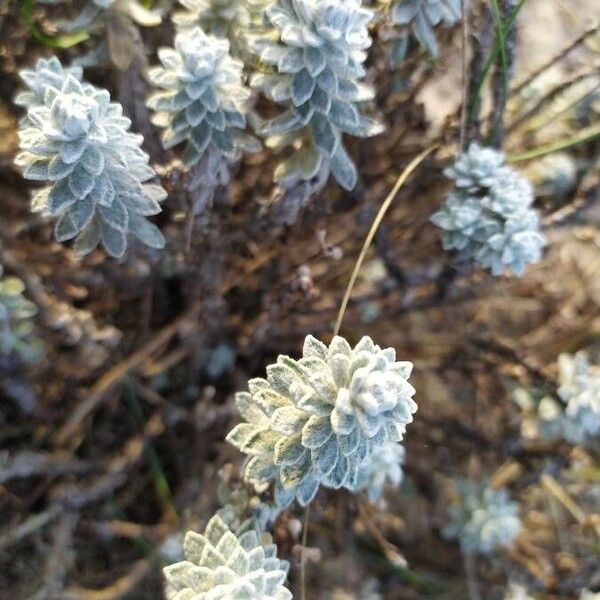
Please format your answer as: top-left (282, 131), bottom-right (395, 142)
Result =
top-left (557, 352), bottom-right (600, 444)
top-left (14, 57), bottom-right (83, 117)
top-left (431, 143), bottom-right (546, 276)
top-left (391, 0), bottom-right (462, 57)
top-left (147, 27), bottom-right (259, 178)
top-left (444, 143), bottom-right (505, 190)
top-left (174, 0), bottom-right (252, 37)
top-left (356, 441), bottom-right (405, 501)
top-left (173, 0), bottom-right (275, 75)
top-left (163, 513), bottom-right (292, 600)
top-left (0, 267), bottom-right (42, 365)
top-left (227, 335), bottom-right (417, 508)
top-left (442, 480), bottom-right (522, 556)
top-left (15, 72), bottom-right (167, 258)
top-left (250, 0), bottom-right (384, 194)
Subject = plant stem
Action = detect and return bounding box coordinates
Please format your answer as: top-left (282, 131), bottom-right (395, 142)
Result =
top-left (333, 146), bottom-right (438, 337)
top-left (467, 0), bottom-right (526, 128)
top-left (300, 504), bottom-right (311, 600)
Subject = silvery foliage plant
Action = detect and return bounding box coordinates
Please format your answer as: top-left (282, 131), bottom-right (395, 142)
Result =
top-left (148, 27), bottom-right (259, 212)
top-left (442, 480), bottom-right (522, 556)
top-left (514, 352), bottom-right (600, 446)
top-left (391, 0), bottom-right (462, 57)
top-left (556, 352), bottom-right (600, 444)
top-left (431, 143), bottom-right (546, 276)
top-left (250, 0), bottom-right (384, 193)
top-left (16, 64), bottom-right (167, 259)
top-left (356, 441), bottom-right (405, 502)
top-left (174, 0), bottom-right (270, 39)
top-left (0, 267), bottom-right (41, 365)
top-left (163, 513), bottom-right (292, 600)
top-left (42, 0), bottom-right (161, 33)
top-left (227, 335), bottom-right (417, 508)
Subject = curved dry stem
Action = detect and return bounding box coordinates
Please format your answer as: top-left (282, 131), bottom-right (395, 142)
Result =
top-left (333, 145), bottom-right (439, 337)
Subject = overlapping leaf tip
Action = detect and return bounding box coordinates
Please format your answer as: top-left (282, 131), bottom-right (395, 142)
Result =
top-left (163, 513), bottom-right (292, 600)
top-left (251, 0), bottom-right (384, 193)
top-left (14, 57), bottom-right (83, 115)
top-left (227, 334), bottom-right (417, 508)
top-left (391, 0), bottom-right (462, 57)
top-left (431, 142), bottom-right (546, 277)
top-left (15, 62), bottom-right (167, 259)
top-left (442, 480), bottom-right (522, 555)
top-left (147, 27), bottom-right (260, 169)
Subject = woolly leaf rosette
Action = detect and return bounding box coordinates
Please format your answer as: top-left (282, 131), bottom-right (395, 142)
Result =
top-left (431, 142), bottom-right (546, 276)
top-left (148, 27), bottom-right (260, 169)
top-left (163, 514), bottom-right (292, 600)
top-left (16, 68), bottom-right (167, 258)
top-left (442, 480), bottom-right (522, 556)
top-left (251, 0), bottom-right (384, 191)
top-left (227, 335), bottom-right (417, 508)
top-left (391, 0), bottom-right (462, 57)
top-left (174, 0), bottom-right (256, 36)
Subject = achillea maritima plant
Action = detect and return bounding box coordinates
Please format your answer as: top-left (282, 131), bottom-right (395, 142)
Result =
top-left (0, 267), bottom-right (41, 365)
top-left (250, 0), bottom-right (384, 193)
top-left (148, 27), bottom-right (260, 214)
top-left (356, 441), bottom-right (405, 502)
top-left (148, 27), bottom-right (259, 171)
top-left (442, 480), bottom-right (522, 556)
top-left (163, 513), bottom-right (292, 600)
top-left (16, 69), bottom-right (167, 258)
top-left (431, 142), bottom-right (546, 276)
top-left (391, 0), bottom-right (462, 57)
top-left (227, 335), bottom-right (417, 508)
top-left (174, 0), bottom-right (267, 36)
